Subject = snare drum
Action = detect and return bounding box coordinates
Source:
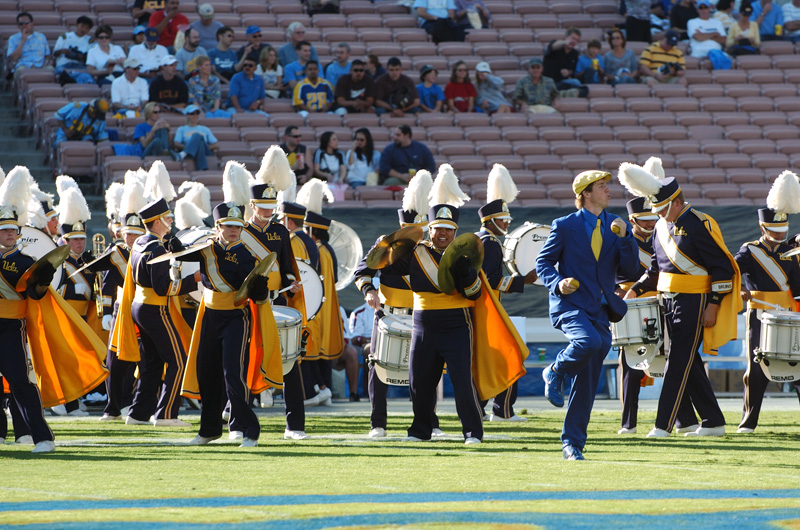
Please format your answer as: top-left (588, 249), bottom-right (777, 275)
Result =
top-left (273, 306), bottom-right (303, 375)
top-left (18, 226), bottom-right (63, 289)
top-left (296, 259), bottom-right (324, 318)
top-left (755, 310), bottom-right (800, 382)
top-left (502, 222), bottom-right (551, 286)
top-left (370, 314), bottom-right (412, 386)
top-left (611, 297), bottom-right (662, 347)
top-left (177, 228), bottom-right (214, 302)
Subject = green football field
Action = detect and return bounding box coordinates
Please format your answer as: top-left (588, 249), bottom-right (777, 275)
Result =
top-left (1, 397), bottom-right (799, 529)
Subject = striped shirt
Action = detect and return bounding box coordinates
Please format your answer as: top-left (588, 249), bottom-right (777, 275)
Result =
top-left (639, 42), bottom-right (686, 72)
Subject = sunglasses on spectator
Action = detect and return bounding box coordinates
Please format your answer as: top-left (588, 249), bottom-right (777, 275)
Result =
top-left (251, 33), bottom-right (262, 38)
top-left (243, 63), bottom-right (256, 68)
top-left (18, 20), bottom-right (31, 25)
top-left (352, 68), bottom-right (364, 73)
top-left (456, 68), bottom-right (467, 71)
top-left (97, 35), bottom-right (110, 39)
top-left (291, 134), bottom-right (302, 138)
top-left (188, 111), bottom-right (200, 115)
top-left (698, 4), bottom-right (709, 8)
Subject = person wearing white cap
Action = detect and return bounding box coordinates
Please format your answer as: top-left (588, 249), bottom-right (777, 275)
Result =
top-left (190, 3), bottom-right (223, 51)
top-left (111, 56), bottom-right (149, 118)
top-left (127, 27), bottom-right (168, 78)
top-left (149, 54), bottom-right (188, 109)
top-left (474, 61), bottom-right (510, 114)
top-left (173, 104), bottom-right (218, 170)
top-left (85, 25), bottom-right (126, 85)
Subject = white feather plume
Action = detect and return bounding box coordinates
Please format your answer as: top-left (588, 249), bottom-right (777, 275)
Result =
top-left (55, 174), bottom-right (79, 197)
top-left (295, 178), bottom-right (334, 214)
top-left (26, 176), bottom-right (54, 230)
top-left (277, 171), bottom-right (298, 204)
top-left (178, 181), bottom-right (211, 215)
top-left (0, 165), bottom-right (5, 186)
top-left (429, 164), bottom-right (469, 207)
top-left (402, 170), bottom-right (433, 215)
top-left (486, 164), bottom-right (519, 204)
top-left (174, 198), bottom-right (208, 230)
top-left (642, 157), bottom-right (665, 180)
top-left (144, 160), bottom-right (176, 202)
top-left (617, 162), bottom-right (663, 198)
top-left (57, 187), bottom-right (91, 226)
top-left (767, 170), bottom-right (800, 215)
top-left (222, 161), bottom-right (253, 206)
top-left (255, 145), bottom-right (294, 191)
top-left (0, 166), bottom-right (34, 226)
top-left (120, 175), bottom-right (147, 216)
top-left (105, 182), bottom-right (125, 220)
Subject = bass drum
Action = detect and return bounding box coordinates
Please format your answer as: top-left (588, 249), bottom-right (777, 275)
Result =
top-left (18, 227), bottom-right (63, 289)
top-left (177, 227), bottom-right (214, 302)
top-left (328, 220), bottom-right (363, 291)
top-left (502, 222), bottom-right (551, 286)
top-left (296, 259), bottom-right (324, 318)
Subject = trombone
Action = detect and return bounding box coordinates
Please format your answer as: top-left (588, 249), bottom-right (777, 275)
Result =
top-left (92, 233), bottom-right (106, 317)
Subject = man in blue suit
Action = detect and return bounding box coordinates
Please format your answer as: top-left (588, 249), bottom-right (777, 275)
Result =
top-left (535, 170), bottom-right (639, 460)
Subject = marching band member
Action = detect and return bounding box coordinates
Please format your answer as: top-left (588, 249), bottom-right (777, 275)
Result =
top-left (28, 178), bottom-right (60, 239)
top-left (621, 163), bottom-right (741, 438)
top-left (173, 181), bottom-right (212, 327)
top-left (536, 170), bottom-right (638, 460)
top-left (105, 182), bottom-right (124, 243)
top-left (736, 171), bottom-right (800, 433)
top-left (476, 164), bottom-right (537, 422)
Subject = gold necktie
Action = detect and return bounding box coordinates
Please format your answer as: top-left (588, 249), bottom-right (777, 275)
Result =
top-left (591, 218), bottom-right (602, 260)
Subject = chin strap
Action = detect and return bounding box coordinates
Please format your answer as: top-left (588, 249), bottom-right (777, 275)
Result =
top-left (761, 227), bottom-right (788, 244)
top-left (632, 219), bottom-right (654, 235)
top-left (489, 219), bottom-right (508, 236)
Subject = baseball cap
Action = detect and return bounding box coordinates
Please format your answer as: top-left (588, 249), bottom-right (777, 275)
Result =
top-left (160, 55), bottom-right (177, 66)
top-left (133, 25), bottom-right (146, 36)
top-left (665, 29), bottom-right (679, 46)
top-left (697, 0), bottom-right (710, 6)
top-left (123, 57), bottom-right (140, 69)
top-left (90, 98), bottom-right (109, 117)
top-left (419, 64), bottom-right (436, 80)
top-left (246, 25), bottom-right (261, 35)
top-left (529, 57), bottom-right (543, 67)
top-left (198, 3), bottom-right (214, 17)
top-left (475, 61), bottom-right (491, 73)
top-left (183, 104), bottom-right (201, 115)
top-left (145, 28), bottom-right (159, 42)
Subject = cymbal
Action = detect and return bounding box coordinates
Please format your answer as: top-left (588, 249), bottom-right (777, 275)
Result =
top-left (15, 245), bottom-right (71, 292)
top-left (365, 226), bottom-right (423, 269)
top-left (781, 246), bottom-right (800, 259)
top-left (437, 233), bottom-right (484, 295)
top-left (68, 244), bottom-right (117, 278)
top-left (148, 240), bottom-right (214, 265)
top-left (234, 253), bottom-right (277, 306)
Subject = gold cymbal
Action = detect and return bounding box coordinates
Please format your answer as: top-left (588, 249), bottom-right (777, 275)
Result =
top-left (148, 240), bottom-right (214, 265)
top-left (365, 225), bottom-right (424, 269)
top-left (234, 253), bottom-right (277, 306)
top-left (781, 246), bottom-right (800, 259)
top-left (437, 233), bottom-right (484, 295)
top-left (16, 245), bottom-right (71, 292)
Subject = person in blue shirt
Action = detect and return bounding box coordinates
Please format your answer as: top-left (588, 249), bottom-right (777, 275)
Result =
top-left (416, 64), bottom-right (445, 113)
top-left (575, 39), bottom-right (605, 84)
top-left (226, 57), bottom-right (268, 115)
top-left (293, 61), bottom-right (335, 117)
top-left (208, 26), bottom-right (238, 81)
top-left (174, 104), bottom-right (219, 170)
top-left (378, 125), bottom-right (436, 185)
top-left (7, 12), bottom-right (52, 81)
top-left (278, 22), bottom-right (319, 66)
top-left (324, 43), bottom-right (351, 87)
top-left (284, 41), bottom-right (313, 89)
top-left (54, 98), bottom-right (110, 148)
top-left (413, 0), bottom-right (465, 43)
top-left (752, 0), bottom-right (785, 40)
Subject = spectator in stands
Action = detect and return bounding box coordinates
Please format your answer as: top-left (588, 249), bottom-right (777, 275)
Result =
top-left (236, 26), bottom-right (268, 66)
top-left (111, 58), bottom-right (149, 117)
top-left (670, 0), bottom-right (698, 40)
top-left (149, 55), bottom-right (188, 110)
top-left (278, 22), bottom-right (319, 67)
top-left (226, 57), bottom-right (267, 115)
top-left (727, 3), bottom-right (761, 54)
top-left (639, 30), bottom-right (686, 85)
top-left (445, 61), bottom-right (476, 113)
top-left (713, 0), bottom-right (736, 32)
top-left (688, 0), bottom-right (727, 58)
top-left (366, 54), bottom-right (386, 80)
top-left (414, 0), bottom-right (465, 44)
top-left (575, 39), bottom-right (605, 84)
top-left (325, 43), bottom-right (351, 87)
top-left (190, 4), bottom-right (223, 51)
top-left (284, 41), bottom-right (314, 89)
top-left (293, 61), bottom-right (335, 117)
top-left (379, 125), bottom-right (436, 185)
top-left (603, 28), bottom-right (639, 85)
top-left (474, 62), bottom-right (510, 114)
top-left (752, 0), bottom-right (785, 41)
top-left (783, 0), bottom-right (800, 43)
top-left (112, 102), bottom-right (174, 158)
top-left (308, 0), bottom-right (340, 16)
top-left (543, 27), bottom-right (582, 90)
top-left (258, 46), bottom-right (283, 99)
top-left (345, 128), bottom-right (381, 188)
top-left (208, 26), bottom-right (237, 82)
top-left (453, 0), bottom-right (490, 33)
top-left (188, 55), bottom-right (231, 117)
top-left (416, 64), bottom-right (445, 113)
top-left (131, 0), bottom-right (164, 27)
top-left (148, 0), bottom-right (189, 50)
top-left (280, 126), bottom-right (311, 183)
top-left (53, 98), bottom-right (109, 148)
top-left (174, 104), bottom-right (219, 170)
top-left (623, 0), bottom-right (652, 42)
top-left (313, 132), bottom-right (347, 183)
top-left (513, 58), bottom-right (559, 113)
top-left (129, 26), bottom-right (147, 52)
top-left (6, 12), bottom-right (52, 81)
top-left (86, 25), bottom-right (126, 86)
top-left (175, 28), bottom-right (207, 75)
top-left (53, 16), bottom-right (94, 84)
top-left (128, 28), bottom-right (169, 79)
top-left (375, 57), bottom-right (421, 117)
top-left (334, 59), bottom-right (375, 114)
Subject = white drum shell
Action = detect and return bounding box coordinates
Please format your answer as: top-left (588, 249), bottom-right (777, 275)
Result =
top-left (178, 228), bottom-right (214, 302)
top-left (623, 342), bottom-right (660, 372)
top-left (372, 315), bottom-right (412, 386)
top-left (757, 310), bottom-right (800, 382)
top-left (611, 297), bottom-right (662, 347)
top-left (644, 354), bottom-right (667, 378)
top-left (502, 222), bottom-right (551, 286)
top-left (296, 259), bottom-right (324, 318)
top-left (18, 227), bottom-right (63, 289)
top-left (273, 306), bottom-right (303, 375)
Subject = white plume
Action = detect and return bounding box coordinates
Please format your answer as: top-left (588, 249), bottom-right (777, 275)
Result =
top-left (643, 157), bottom-right (665, 180)
top-left (295, 178), bottom-right (334, 214)
top-left (255, 145), bottom-right (294, 191)
top-left (222, 161), bottom-right (253, 206)
top-left (617, 162), bottom-right (663, 198)
top-left (26, 176), bottom-right (54, 230)
top-left (0, 166), bottom-right (34, 226)
top-left (0, 165), bottom-right (5, 186)
top-left (429, 164), bottom-right (469, 207)
top-left (55, 174), bottom-right (79, 197)
top-left (178, 181), bottom-right (211, 215)
top-left (120, 174), bottom-right (147, 216)
top-left (402, 170), bottom-right (433, 215)
top-left (105, 182), bottom-right (125, 220)
top-left (144, 160), bottom-right (176, 202)
top-left (767, 170), bottom-right (800, 215)
top-left (57, 187), bottom-right (91, 226)
top-left (277, 171), bottom-right (298, 204)
top-left (174, 198), bottom-right (208, 230)
top-left (486, 164), bottom-right (519, 204)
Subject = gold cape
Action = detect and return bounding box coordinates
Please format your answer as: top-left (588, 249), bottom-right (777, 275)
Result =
top-left (316, 243), bottom-right (344, 361)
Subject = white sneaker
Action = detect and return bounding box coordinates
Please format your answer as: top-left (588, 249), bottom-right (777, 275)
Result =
top-left (403, 435), bottom-right (423, 442)
top-left (240, 437), bottom-right (258, 448)
top-left (188, 434), bottom-right (220, 445)
top-left (737, 427), bottom-right (754, 434)
top-left (51, 404), bottom-right (68, 416)
top-left (646, 427), bottom-right (670, 438)
top-left (482, 414), bottom-right (490, 421)
top-left (675, 423), bottom-right (699, 434)
top-left (125, 416), bottom-right (151, 425)
top-left (685, 426), bottom-right (725, 437)
top-left (618, 427), bottom-right (637, 435)
top-left (120, 406), bottom-right (130, 417)
top-left (153, 418), bottom-right (191, 427)
top-left (228, 431), bottom-right (243, 440)
top-left (465, 437), bottom-right (482, 445)
top-left (368, 427), bottom-right (386, 438)
top-left (319, 397), bottom-right (332, 406)
top-left (317, 387), bottom-right (332, 406)
top-left (32, 440), bottom-right (55, 453)
top-left (100, 414), bottom-right (121, 422)
top-left (259, 389), bottom-right (273, 408)
top-left (0, 437), bottom-right (4, 444)
top-left (221, 409), bottom-right (230, 422)
top-left (67, 409), bottom-right (89, 417)
top-left (15, 435), bottom-right (33, 445)
top-left (303, 394), bottom-right (320, 407)
top-left (489, 414), bottom-right (527, 422)
top-left (431, 428), bottom-right (445, 437)
top-left (284, 429), bottom-right (310, 440)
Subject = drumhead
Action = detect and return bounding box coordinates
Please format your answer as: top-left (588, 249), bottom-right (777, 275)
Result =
top-left (178, 228), bottom-right (214, 302)
top-left (378, 314), bottom-right (413, 335)
top-left (18, 227), bottom-right (62, 289)
top-left (296, 259), bottom-right (324, 318)
top-left (760, 310), bottom-right (800, 324)
top-left (273, 306), bottom-right (302, 327)
top-left (502, 222), bottom-right (551, 286)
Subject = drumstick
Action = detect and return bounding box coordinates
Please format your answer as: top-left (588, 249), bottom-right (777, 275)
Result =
top-left (750, 298), bottom-right (785, 310)
top-left (276, 279), bottom-right (306, 294)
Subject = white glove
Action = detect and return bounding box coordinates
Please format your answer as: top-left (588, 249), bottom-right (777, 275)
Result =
top-left (102, 315), bottom-right (113, 331)
top-left (74, 283), bottom-right (88, 296)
